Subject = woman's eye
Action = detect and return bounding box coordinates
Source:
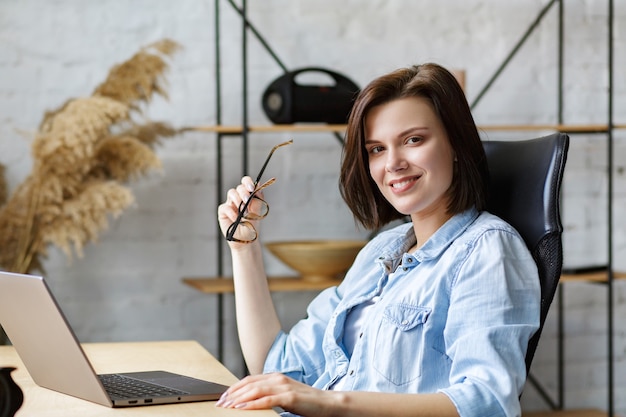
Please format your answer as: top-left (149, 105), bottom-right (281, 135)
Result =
top-left (369, 145), bottom-right (384, 154)
top-left (407, 136), bottom-right (423, 144)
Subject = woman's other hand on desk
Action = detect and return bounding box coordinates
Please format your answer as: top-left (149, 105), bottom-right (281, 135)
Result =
top-left (215, 373), bottom-right (335, 417)
top-left (214, 373), bottom-right (458, 417)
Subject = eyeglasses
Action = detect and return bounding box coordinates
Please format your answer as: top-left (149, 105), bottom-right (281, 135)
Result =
top-left (225, 139), bottom-right (293, 243)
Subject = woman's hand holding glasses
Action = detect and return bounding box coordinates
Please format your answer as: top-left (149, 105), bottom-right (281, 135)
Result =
top-left (218, 140), bottom-right (292, 245)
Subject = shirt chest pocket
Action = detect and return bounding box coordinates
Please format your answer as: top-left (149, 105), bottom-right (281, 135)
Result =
top-left (372, 304), bottom-right (431, 386)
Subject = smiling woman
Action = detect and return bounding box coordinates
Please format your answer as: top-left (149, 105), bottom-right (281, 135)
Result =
top-left (340, 64), bottom-right (488, 232)
top-left (216, 63), bottom-right (540, 417)
top-left (364, 96), bottom-right (456, 244)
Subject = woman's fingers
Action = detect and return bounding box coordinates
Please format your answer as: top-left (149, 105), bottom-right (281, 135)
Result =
top-left (242, 176), bottom-right (255, 192)
top-left (215, 375), bottom-right (277, 410)
top-left (217, 176), bottom-right (267, 242)
top-left (215, 373), bottom-right (324, 414)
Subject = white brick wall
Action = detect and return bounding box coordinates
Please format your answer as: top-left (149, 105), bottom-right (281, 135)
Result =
top-left (0, 0), bottom-right (624, 414)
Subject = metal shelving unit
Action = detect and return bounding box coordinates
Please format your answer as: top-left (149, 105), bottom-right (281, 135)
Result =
top-left (204, 1), bottom-right (618, 414)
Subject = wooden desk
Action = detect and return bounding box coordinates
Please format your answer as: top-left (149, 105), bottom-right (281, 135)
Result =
top-left (0, 340), bottom-right (277, 417)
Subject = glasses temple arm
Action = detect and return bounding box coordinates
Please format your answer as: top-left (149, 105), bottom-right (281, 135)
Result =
top-left (253, 140), bottom-right (293, 185)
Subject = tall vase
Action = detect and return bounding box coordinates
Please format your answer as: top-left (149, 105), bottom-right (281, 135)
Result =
top-left (0, 367), bottom-right (23, 417)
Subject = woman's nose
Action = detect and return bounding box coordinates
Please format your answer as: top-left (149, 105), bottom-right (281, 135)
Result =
top-left (385, 149), bottom-right (407, 172)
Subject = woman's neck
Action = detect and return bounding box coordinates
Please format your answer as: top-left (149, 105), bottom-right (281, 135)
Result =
top-left (409, 210), bottom-right (453, 251)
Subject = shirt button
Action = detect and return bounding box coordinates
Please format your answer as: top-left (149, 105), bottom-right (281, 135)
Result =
top-left (403, 267), bottom-right (409, 271)
top-left (406, 257), bottom-right (413, 263)
top-left (401, 320), bottom-right (409, 326)
top-left (349, 370), bottom-right (355, 376)
top-left (334, 351), bottom-right (341, 358)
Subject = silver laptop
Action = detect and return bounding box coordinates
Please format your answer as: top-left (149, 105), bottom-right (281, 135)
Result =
top-left (0, 271), bottom-right (228, 407)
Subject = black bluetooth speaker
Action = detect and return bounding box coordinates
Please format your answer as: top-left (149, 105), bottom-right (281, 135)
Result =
top-left (262, 67), bottom-right (359, 124)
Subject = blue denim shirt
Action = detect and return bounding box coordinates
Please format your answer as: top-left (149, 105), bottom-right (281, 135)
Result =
top-left (264, 208), bottom-right (540, 417)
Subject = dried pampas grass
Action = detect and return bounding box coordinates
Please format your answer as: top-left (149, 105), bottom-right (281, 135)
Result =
top-left (92, 135), bottom-right (163, 182)
top-left (93, 39), bottom-right (181, 108)
top-left (42, 181), bottom-right (135, 259)
top-left (0, 38), bottom-right (182, 274)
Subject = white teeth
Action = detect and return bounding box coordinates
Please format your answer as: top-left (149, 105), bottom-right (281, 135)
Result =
top-left (392, 179), bottom-right (414, 188)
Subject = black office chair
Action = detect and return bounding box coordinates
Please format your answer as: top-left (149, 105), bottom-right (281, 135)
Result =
top-left (482, 132), bottom-right (569, 373)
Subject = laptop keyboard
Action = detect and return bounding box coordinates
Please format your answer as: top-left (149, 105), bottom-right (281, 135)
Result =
top-left (99, 374), bottom-right (189, 399)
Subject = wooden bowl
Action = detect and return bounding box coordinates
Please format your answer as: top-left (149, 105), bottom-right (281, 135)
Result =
top-left (265, 240), bottom-right (367, 282)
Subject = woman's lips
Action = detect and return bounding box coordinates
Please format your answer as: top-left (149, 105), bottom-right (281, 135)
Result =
top-left (389, 176), bottom-right (420, 191)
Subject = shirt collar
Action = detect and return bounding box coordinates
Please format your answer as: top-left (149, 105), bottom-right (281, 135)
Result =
top-left (417, 207), bottom-right (480, 259)
top-left (374, 208), bottom-right (480, 268)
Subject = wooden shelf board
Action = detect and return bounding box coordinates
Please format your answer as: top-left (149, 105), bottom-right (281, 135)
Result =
top-left (479, 124), bottom-right (609, 133)
top-left (183, 124), bottom-right (346, 134)
top-left (184, 270), bottom-right (625, 294)
top-left (183, 125), bottom-right (244, 134)
top-left (250, 124), bottom-right (347, 133)
top-left (561, 270), bottom-right (626, 283)
top-left (183, 124), bottom-right (621, 135)
top-left (523, 410), bottom-right (610, 417)
top-left (183, 276), bottom-right (342, 294)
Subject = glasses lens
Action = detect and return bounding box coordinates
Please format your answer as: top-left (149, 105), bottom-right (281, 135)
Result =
top-left (243, 196), bottom-right (269, 220)
top-left (229, 220), bottom-right (257, 243)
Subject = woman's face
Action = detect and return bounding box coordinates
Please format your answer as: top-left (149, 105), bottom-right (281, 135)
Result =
top-left (365, 96), bottom-right (455, 220)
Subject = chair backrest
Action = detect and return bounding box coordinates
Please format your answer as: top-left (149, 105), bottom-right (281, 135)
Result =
top-left (482, 132), bottom-right (569, 373)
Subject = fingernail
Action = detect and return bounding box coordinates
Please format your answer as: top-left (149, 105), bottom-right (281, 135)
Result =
top-left (215, 392), bottom-right (228, 407)
top-left (235, 402), bottom-right (247, 409)
top-left (246, 183), bottom-right (255, 192)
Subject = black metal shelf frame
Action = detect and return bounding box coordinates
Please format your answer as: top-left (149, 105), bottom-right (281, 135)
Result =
top-left (211, 1), bottom-right (616, 414)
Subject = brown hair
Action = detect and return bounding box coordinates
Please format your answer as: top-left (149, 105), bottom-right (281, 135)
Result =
top-left (339, 63), bottom-right (488, 230)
